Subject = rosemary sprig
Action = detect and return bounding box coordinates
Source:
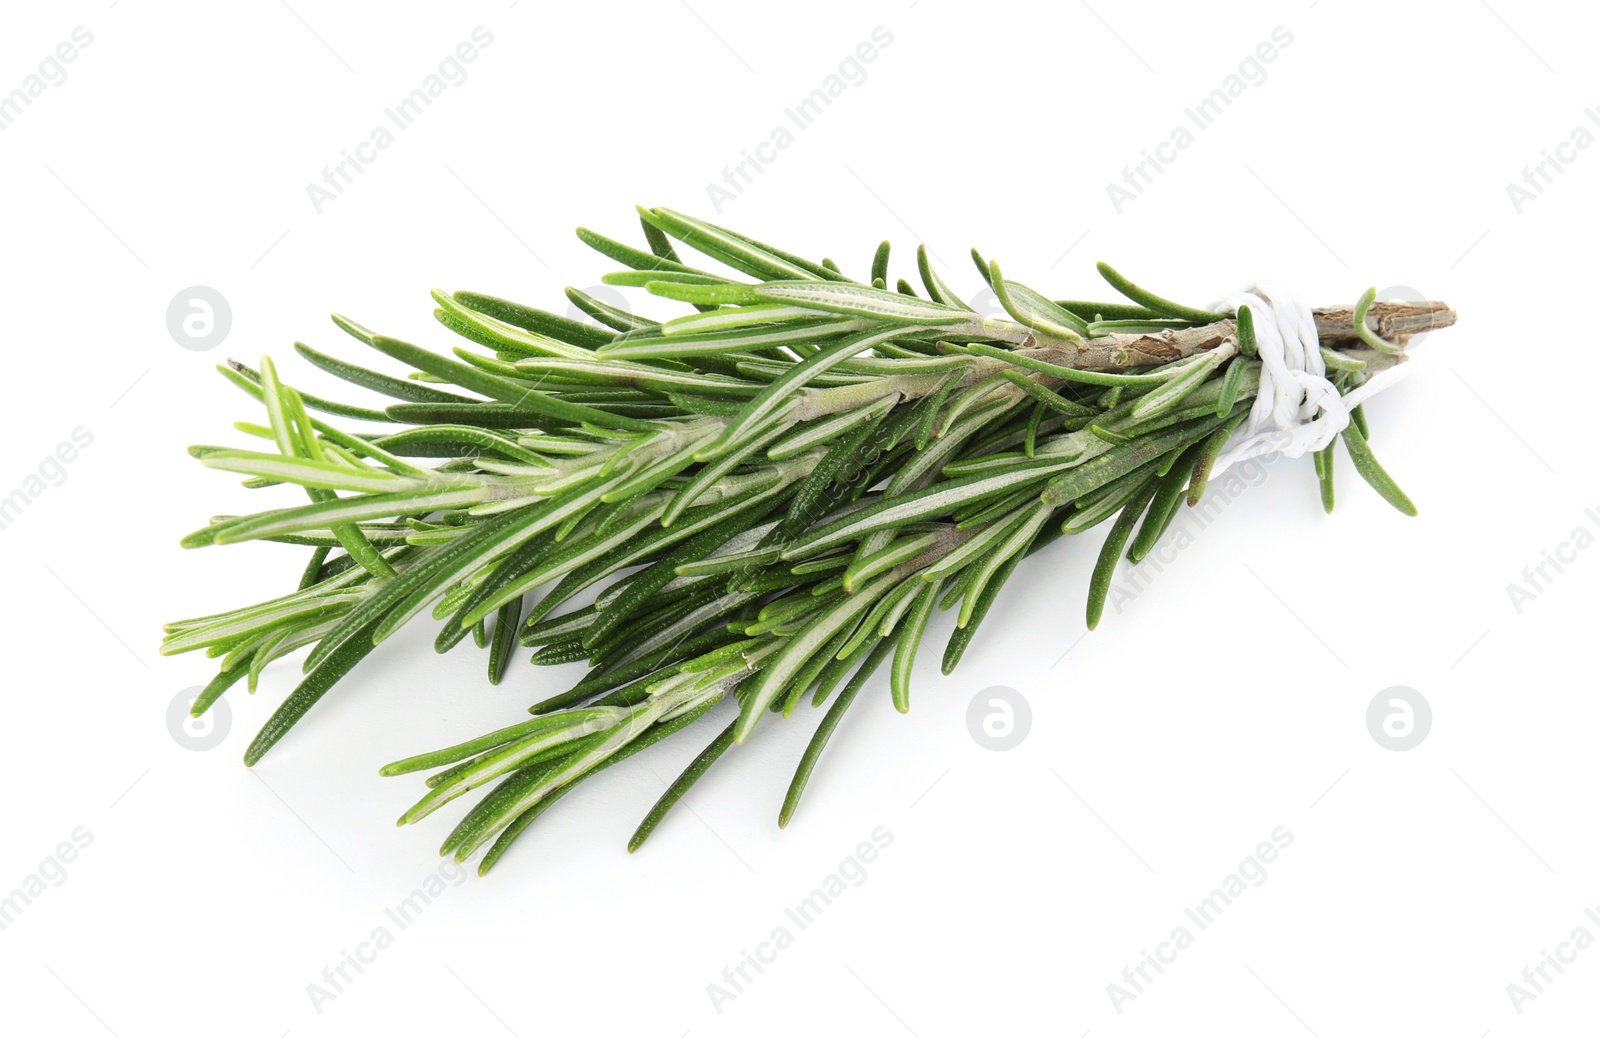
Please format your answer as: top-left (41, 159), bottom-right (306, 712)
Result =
top-left (163, 207), bottom-right (1456, 873)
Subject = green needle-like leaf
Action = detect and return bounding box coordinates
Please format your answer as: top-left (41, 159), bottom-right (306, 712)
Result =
top-left (779, 637), bottom-right (895, 828)
top-left (1340, 423), bottom-right (1416, 516)
top-left (1096, 261), bottom-right (1231, 323)
top-left (1315, 442), bottom-right (1337, 513)
top-left (1086, 478), bottom-right (1160, 629)
top-left (751, 281), bottom-right (970, 325)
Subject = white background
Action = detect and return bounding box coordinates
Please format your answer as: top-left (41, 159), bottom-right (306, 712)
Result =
top-left (1, 1), bottom-right (1594, 1035)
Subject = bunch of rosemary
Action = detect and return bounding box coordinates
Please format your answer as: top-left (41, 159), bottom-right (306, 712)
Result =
top-left (163, 207), bottom-right (1454, 873)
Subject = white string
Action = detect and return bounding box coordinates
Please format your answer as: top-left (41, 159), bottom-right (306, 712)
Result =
top-left (1207, 282), bottom-right (1410, 476)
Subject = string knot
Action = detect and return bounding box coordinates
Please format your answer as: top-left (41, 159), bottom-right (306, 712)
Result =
top-left (1209, 283), bottom-right (1408, 475)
